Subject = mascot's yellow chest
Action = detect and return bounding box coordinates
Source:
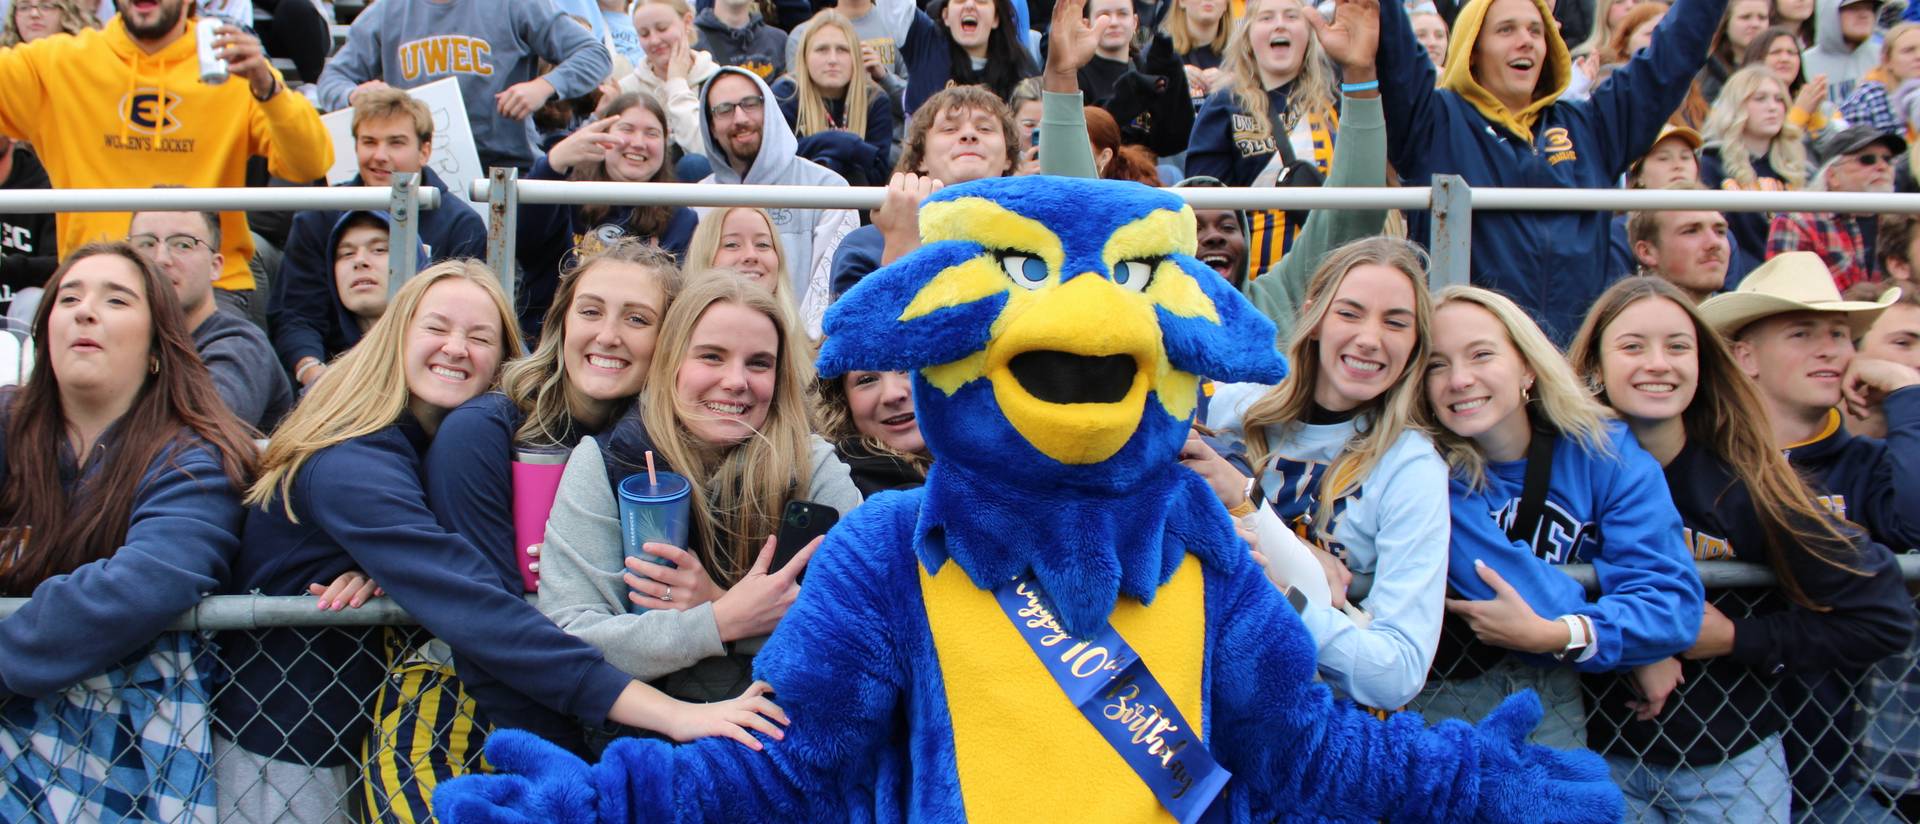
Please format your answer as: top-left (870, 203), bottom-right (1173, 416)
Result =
top-left (918, 555), bottom-right (1209, 823)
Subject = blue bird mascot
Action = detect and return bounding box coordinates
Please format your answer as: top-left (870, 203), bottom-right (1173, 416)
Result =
top-left (432, 176), bottom-right (1625, 823)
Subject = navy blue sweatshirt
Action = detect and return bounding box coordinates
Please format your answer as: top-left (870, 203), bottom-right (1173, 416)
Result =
top-left (1185, 85), bottom-right (1318, 187)
top-left (1586, 439), bottom-right (1913, 767)
top-left (516, 157), bottom-right (696, 337)
top-left (0, 428), bottom-right (243, 699)
top-left (1379, 0), bottom-right (1727, 344)
top-left (1786, 389), bottom-right (1920, 551)
top-left (270, 168), bottom-right (488, 373)
top-left (424, 392), bottom-right (618, 754)
top-left (901, 9), bottom-right (1038, 113)
top-left (830, 223), bottom-right (885, 300)
top-left (693, 9), bottom-right (787, 81)
top-left (218, 418), bottom-right (631, 767)
top-left (771, 75), bottom-right (897, 185)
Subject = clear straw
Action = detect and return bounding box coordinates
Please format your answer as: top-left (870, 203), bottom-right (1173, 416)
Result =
top-left (645, 450), bottom-right (658, 487)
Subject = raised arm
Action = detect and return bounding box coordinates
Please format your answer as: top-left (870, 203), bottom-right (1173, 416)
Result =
top-left (1375, 0), bottom-right (1450, 176)
top-left (1039, 0), bottom-right (1101, 178)
top-left (1579, 0), bottom-right (1731, 176)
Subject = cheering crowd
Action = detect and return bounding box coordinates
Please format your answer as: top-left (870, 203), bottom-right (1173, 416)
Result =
top-left (0, 0), bottom-right (1916, 820)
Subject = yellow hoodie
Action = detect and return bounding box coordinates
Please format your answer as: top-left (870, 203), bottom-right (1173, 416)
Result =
top-left (0, 17), bottom-right (333, 291)
top-left (1440, 0), bottom-right (1573, 144)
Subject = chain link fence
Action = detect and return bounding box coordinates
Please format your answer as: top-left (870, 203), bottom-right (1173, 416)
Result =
top-left (3, 563), bottom-right (1917, 823)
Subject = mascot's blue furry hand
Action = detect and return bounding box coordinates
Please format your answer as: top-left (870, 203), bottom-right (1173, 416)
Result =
top-left (1470, 691), bottom-right (1625, 823)
top-left (432, 730), bottom-right (605, 824)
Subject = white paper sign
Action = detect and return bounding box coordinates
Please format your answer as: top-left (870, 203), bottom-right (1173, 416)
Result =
top-left (321, 77), bottom-right (488, 216)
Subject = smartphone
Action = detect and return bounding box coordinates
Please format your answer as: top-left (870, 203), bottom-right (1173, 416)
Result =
top-left (1030, 128), bottom-right (1041, 148)
top-left (771, 500), bottom-right (839, 579)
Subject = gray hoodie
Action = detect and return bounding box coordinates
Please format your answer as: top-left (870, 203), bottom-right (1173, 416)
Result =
top-left (1804, 0), bottom-right (1884, 106)
top-left (698, 67), bottom-right (858, 336)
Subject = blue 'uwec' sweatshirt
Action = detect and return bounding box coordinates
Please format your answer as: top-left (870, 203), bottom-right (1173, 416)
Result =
top-left (0, 427), bottom-right (244, 699)
top-left (1446, 424), bottom-right (1704, 673)
top-left (1379, 0), bottom-right (1728, 343)
top-left (218, 418), bottom-right (632, 767)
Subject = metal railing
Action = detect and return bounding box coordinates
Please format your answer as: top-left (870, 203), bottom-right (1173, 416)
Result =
top-left (0, 175), bottom-right (442, 294)
top-left (466, 174), bottom-right (1920, 304)
top-left (4, 561), bottom-right (1919, 822)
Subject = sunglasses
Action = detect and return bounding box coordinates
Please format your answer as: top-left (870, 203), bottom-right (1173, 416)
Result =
top-left (1851, 151), bottom-right (1895, 167)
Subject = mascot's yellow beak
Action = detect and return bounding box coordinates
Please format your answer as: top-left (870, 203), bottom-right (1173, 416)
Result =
top-left (984, 273), bottom-right (1165, 465)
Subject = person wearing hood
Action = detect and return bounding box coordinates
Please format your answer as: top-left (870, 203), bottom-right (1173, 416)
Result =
top-left (1806, 0), bottom-right (1886, 105)
top-left (315, 0), bottom-right (610, 172)
top-left (1375, 0), bottom-right (1730, 345)
top-left (698, 67), bottom-right (857, 336)
top-left (280, 210), bottom-right (431, 386)
top-left (694, 0), bottom-right (788, 81)
top-left (272, 88), bottom-right (487, 389)
top-left (617, 0), bottom-right (723, 160)
top-left (0, 0), bottom-right (332, 310)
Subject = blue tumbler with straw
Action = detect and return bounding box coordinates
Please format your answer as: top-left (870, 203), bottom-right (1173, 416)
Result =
top-left (616, 453), bottom-right (691, 614)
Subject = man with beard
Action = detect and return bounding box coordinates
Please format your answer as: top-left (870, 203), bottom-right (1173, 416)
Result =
top-left (0, 0), bottom-right (331, 316)
top-left (697, 67), bottom-right (857, 336)
top-left (1625, 183), bottom-right (1735, 302)
top-left (1768, 125), bottom-right (1904, 292)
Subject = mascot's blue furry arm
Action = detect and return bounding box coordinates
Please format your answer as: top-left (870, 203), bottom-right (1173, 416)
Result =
top-left (432, 176), bottom-right (1624, 824)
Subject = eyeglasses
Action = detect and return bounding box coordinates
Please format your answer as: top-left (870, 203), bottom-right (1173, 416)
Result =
top-left (15, 3), bottom-right (58, 15)
top-left (129, 234), bottom-right (213, 255)
top-left (707, 95), bottom-right (765, 119)
top-left (1853, 152), bottom-right (1895, 167)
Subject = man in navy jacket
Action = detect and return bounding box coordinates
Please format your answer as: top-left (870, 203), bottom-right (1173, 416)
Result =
top-left (269, 89), bottom-right (487, 388)
top-left (1374, 0), bottom-right (1727, 343)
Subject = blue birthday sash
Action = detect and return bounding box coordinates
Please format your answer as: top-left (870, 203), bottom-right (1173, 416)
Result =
top-left (991, 573), bottom-right (1232, 824)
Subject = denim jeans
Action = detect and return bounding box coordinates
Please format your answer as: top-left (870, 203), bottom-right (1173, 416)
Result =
top-left (1608, 733), bottom-right (1790, 823)
top-left (1410, 656), bottom-right (1587, 750)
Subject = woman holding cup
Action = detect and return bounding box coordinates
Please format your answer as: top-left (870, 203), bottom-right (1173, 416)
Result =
top-left (539, 271), bottom-right (862, 726)
top-left (421, 239), bottom-right (682, 753)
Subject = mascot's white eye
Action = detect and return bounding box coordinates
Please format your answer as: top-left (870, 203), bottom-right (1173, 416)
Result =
top-left (998, 254), bottom-right (1050, 289)
top-left (1113, 259), bottom-right (1157, 292)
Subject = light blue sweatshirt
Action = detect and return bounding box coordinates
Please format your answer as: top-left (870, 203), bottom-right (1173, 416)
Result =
top-left (1245, 413), bottom-right (1452, 710)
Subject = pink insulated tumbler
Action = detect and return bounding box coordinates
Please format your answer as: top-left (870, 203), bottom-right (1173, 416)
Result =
top-left (511, 446), bottom-right (571, 592)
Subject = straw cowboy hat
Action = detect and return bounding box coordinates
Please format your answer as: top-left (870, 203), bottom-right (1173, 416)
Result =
top-left (1699, 251), bottom-right (1902, 338)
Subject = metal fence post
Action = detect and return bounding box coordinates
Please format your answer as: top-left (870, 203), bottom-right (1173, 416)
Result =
top-left (485, 167), bottom-right (519, 305)
top-left (1428, 174), bottom-right (1473, 289)
top-left (387, 171), bottom-right (421, 293)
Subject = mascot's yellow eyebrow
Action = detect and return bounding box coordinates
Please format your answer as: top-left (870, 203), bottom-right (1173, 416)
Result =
top-left (920, 198), bottom-right (1065, 264)
top-left (1102, 208), bottom-right (1219, 324)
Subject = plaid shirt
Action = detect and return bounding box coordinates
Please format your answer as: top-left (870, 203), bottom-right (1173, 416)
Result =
top-left (1767, 210), bottom-right (1882, 292)
top-left (1841, 81), bottom-right (1903, 135)
top-left (0, 631), bottom-right (218, 823)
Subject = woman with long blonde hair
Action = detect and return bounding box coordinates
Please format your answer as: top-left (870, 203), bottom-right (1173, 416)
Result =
top-left (1701, 64), bottom-right (1810, 265)
top-left (1186, 0), bottom-right (1340, 277)
top-left (773, 9), bottom-right (895, 183)
top-left (217, 262), bottom-right (784, 820)
top-left (539, 271), bottom-right (862, 719)
top-left (1413, 284), bottom-right (1701, 750)
top-left (1194, 237), bottom-right (1451, 714)
top-left (1566, 276), bottom-right (1906, 822)
top-left (684, 206), bottom-right (792, 297)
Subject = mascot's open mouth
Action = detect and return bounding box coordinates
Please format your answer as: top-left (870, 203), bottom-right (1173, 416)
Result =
top-left (1009, 351), bottom-right (1138, 404)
